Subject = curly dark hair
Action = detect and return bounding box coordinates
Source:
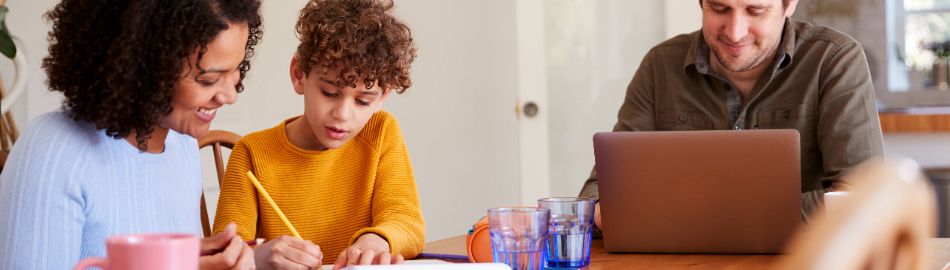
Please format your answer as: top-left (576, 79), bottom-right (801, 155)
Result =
top-left (295, 0), bottom-right (416, 93)
top-left (42, 0), bottom-right (263, 151)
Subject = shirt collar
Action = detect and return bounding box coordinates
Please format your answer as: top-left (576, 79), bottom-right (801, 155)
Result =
top-left (685, 17), bottom-right (796, 75)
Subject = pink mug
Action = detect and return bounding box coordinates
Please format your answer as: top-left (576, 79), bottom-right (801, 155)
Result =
top-left (72, 233), bottom-right (200, 270)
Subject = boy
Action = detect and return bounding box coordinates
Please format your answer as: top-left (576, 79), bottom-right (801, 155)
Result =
top-left (212, 0), bottom-right (424, 269)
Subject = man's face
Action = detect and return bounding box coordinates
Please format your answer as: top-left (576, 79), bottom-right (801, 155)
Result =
top-left (701, 0), bottom-right (795, 73)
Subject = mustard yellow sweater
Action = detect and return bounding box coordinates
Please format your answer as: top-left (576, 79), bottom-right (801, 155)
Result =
top-left (212, 111), bottom-right (425, 262)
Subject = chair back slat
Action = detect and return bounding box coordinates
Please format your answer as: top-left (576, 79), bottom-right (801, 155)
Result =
top-left (200, 193), bottom-right (212, 237)
top-left (197, 130), bottom-right (242, 238)
top-left (213, 142), bottom-right (225, 187)
top-left (0, 150), bottom-right (7, 174)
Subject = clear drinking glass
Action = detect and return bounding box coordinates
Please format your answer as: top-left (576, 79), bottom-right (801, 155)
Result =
top-left (488, 207), bottom-right (551, 270)
top-left (538, 197), bottom-right (597, 268)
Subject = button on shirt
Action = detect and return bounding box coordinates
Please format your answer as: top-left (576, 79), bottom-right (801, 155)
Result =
top-left (579, 18), bottom-right (885, 216)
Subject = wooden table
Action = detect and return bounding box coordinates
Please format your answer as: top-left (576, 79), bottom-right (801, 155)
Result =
top-left (423, 236), bottom-right (950, 269)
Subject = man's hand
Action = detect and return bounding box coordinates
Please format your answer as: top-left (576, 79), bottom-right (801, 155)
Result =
top-left (332, 233), bottom-right (403, 270)
top-left (254, 235), bottom-right (323, 270)
top-left (594, 202), bottom-right (602, 229)
top-left (200, 223), bottom-right (256, 270)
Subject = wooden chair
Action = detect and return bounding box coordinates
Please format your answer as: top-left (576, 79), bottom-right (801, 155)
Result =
top-left (198, 130), bottom-right (242, 237)
top-left (0, 34), bottom-right (28, 152)
top-left (0, 150), bottom-right (7, 175)
top-left (776, 157), bottom-right (936, 270)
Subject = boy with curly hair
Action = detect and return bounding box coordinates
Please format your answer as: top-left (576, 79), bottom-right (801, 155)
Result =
top-left (211, 0), bottom-right (423, 269)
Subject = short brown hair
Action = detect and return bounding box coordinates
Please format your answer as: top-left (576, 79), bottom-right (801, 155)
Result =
top-left (294, 0), bottom-right (417, 93)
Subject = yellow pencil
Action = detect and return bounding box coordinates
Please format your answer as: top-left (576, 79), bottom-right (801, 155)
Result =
top-left (246, 171), bottom-right (302, 239)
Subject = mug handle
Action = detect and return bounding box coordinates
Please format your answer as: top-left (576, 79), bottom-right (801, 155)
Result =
top-left (72, 257), bottom-right (109, 270)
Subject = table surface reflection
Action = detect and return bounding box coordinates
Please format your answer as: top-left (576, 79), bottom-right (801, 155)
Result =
top-left (422, 235), bottom-right (950, 270)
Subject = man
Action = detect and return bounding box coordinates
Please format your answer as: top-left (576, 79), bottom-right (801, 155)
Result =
top-left (580, 0), bottom-right (884, 228)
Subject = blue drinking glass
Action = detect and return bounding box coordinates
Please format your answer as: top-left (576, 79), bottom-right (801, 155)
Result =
top-left (488, 207), bottom-right (551, 270)
top-left (538, 197), bottom-right (597, 268)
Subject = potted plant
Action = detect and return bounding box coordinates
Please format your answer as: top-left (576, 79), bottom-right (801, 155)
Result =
top-left (0, 1), bottom-right (14, 59)
top-left (925, 40), bottom-right (950, 89)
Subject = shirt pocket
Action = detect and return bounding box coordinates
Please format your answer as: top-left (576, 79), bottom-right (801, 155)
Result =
top-left (658, 110), bottom-right (712, 131)
top-left (755, 103), bottom-right (816, 131)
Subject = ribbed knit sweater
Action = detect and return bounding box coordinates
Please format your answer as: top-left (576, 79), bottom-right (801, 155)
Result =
top-left (0, 110), bottom-right (202, 269)
top-left (212, 111), bottom-right (425, 262)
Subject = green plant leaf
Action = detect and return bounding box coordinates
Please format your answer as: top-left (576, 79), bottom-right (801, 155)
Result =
top-left (0, 31), bottom-right (14, 59)
top-left (0, 6), bottom-right (15, 59)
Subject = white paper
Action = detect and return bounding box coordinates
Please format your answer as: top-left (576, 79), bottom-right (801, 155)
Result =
top-left (329, 261), bottom-right (511, 270)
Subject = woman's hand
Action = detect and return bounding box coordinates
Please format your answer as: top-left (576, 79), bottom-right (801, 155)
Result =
top-left (332, 233), bottom-right (403, 270)
top-left (253, 235), bottom-right (323, 270)
top-left (200, 223), bottom-right (256, 270)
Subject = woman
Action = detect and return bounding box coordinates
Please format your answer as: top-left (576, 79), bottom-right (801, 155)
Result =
top-left (0, 0), bottom-right (263, 269)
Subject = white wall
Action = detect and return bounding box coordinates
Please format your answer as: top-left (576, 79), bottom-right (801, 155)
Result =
top-left (544, 0), bottom-right (670, 197)
top-left (384, 0), bottom-right (523, 240)
top-left (665, 0), bottom-right (703, 39)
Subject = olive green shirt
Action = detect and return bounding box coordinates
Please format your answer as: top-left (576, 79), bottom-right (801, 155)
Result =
top-left (579, 18), bottom-right (885, 217)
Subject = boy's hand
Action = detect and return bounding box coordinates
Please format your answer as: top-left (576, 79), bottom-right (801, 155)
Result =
top-left (200, 223), bottom-right (256, 270)
top-left (254, 235), bottom-right (323, 270)
top-left (332, 233), bottom-right (403, 270)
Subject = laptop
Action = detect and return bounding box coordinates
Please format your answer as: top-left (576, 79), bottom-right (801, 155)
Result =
top-left (593, 129), bottom-right (801, 253)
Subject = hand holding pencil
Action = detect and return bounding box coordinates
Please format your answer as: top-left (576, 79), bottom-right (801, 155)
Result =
top-left (246, 171), bottom-right (324, 270)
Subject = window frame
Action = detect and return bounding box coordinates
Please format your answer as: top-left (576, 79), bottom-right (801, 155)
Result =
top-left (880, 0), bottom-right (950, 107)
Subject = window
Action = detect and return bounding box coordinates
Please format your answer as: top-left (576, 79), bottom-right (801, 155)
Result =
top-left (894, 0), bottom-right (950, 91)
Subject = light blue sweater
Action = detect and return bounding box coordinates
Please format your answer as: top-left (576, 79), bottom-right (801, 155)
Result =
top-left (0, 110), bottom-right (202, 269)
